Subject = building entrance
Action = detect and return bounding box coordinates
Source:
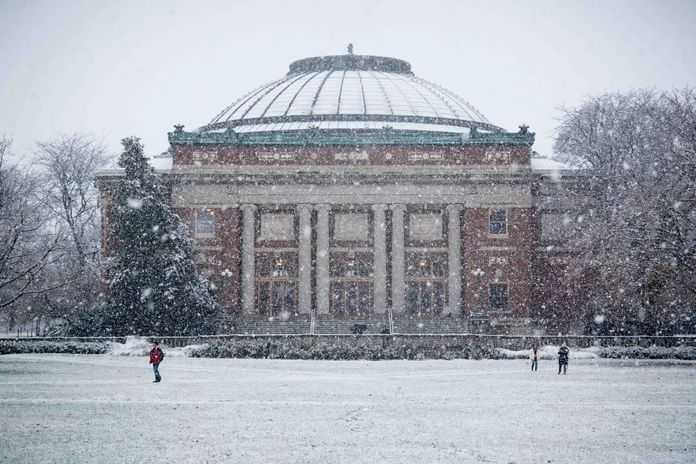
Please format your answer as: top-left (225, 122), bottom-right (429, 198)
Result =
top-left (330, 252), bottom-right (373, 316)
top-left (256, 254), bottom-right (297, 316)
top-left (405, 253), bottom-right (447, 315)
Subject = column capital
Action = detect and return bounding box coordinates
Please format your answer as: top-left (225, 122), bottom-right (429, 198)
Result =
top-left (241, 204), bottom-right (257, 213)
top-left (446, 204), bottom-right (463, 213)
top-left (371, 203), bottom-right (388, 212)
top-left (390, 203), bottom-right (407, 213)
top-left (296, 204), bottom-right (312, 213)
top-left (314, 204), bottom-right (331, 213)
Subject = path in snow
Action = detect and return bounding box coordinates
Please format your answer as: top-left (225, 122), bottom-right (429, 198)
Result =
top-left (0, 355), bottom-right (695, 463)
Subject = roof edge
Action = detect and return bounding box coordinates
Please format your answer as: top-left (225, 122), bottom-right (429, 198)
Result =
top-left (169, 127), bottom-right (534, 146)
top-left (288, 54), bottom-right (413, 75)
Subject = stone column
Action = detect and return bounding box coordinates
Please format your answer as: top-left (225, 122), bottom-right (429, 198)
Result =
top-left (298, 204), bottom-right (312, 314)
top-left (447, 204), bottom-right (463, 315)
top-left (241, 204), bottom-right (257, 314)
top-left (390, 204), bottom-right (406, 313)
top-left (315, 204), bottom-right (330, 315)
top-left (372, 204), bottom-right (387, 313)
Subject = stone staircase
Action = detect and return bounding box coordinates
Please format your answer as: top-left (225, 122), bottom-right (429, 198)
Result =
top-left (231, 317), bottom-right (310, 335)
top-left (316, 319), bottom-right (388, 335)
top-left (393, 317), bottom-right (469, 334)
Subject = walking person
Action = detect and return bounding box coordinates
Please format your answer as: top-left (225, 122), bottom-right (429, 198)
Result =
top-left (530, 345), bottom-right (539, 372)
top-left (149, 341), bottom-right (165, 383)
top-left (558, 343), bottom-right (569, 375)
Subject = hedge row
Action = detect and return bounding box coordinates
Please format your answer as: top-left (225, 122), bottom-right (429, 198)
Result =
top-left (188, 340), bottom-right (498, 360)
top-left (3, 339), bottom-right (696, 360)
top-left (0, 340), bottom-right (110, 355)
top-left (598, 345), bottom-right (696, 360)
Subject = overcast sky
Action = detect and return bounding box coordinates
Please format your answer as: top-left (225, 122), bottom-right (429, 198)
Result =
top-left (2, 0), bottom-right (695, 162)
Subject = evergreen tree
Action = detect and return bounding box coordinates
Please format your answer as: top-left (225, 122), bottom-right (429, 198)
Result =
top-left (104, 137), bottom-right (220, 335)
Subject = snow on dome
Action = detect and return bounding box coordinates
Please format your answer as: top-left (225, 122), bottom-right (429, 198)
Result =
top-left (202, 53), bottom-right (504, 135)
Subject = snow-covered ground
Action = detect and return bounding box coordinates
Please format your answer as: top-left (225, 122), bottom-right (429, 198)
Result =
top-left (1, 355), bottom-right (694, 464)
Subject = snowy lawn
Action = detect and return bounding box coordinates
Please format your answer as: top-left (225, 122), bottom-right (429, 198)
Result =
top-left (1, 355), bottom-right (695, 464)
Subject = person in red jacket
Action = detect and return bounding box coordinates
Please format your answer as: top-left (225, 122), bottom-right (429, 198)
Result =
top-left (149, 341), bottom-right (165, 383)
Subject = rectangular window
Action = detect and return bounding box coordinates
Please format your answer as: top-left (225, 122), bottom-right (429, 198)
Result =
top-left (489, 209), bottom-right (507, 235)
top-left (259, 213), bottom-right (295, 241)
top-left (333, 213), bottom-right (369, 242)
top-left (490, 283), bottom-right (508, 309)
top-left (408, 213), bottom-right (443, 241)
top-left (195, 209), bottom-right (215, 238)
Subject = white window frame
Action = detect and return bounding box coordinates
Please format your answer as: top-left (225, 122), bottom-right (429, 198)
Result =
top-left (194, 209), bottom-right (216, 239)
top-left (488, 208), bottom-right (508, 237)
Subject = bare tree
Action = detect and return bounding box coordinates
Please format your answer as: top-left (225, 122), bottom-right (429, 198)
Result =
top-left (31, 135), bottom-right (110, 332)
top-left (555, 89), bottom-right (696, 334)
top-left (36, 134), bottom-right (109, 268)
top-left (0, 138), bottom-right (64, 329)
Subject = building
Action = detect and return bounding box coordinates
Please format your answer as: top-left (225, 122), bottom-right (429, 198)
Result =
top-left (99, 50), bottom-right (583, 334)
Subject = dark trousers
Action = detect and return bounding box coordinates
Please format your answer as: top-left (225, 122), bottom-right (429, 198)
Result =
top-left (558, 361), bottom-right (567, 375)
top-left (531, 359), bottom-right (538, 371)
top-left (153, 363), bottom-right (161, 381)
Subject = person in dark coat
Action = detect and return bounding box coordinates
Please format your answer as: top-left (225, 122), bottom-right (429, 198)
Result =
top-left (558, 343), bottom-right (569, 375)
top-left (530, 345), bottom-right (539, 372)
top-left (149, 341), bottom-right (165, 383)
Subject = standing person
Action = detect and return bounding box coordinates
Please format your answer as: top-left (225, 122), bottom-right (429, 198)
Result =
top-left (558, 343), bottom-right (569, 375)
top-left (530, 345), bottom-right (539, 372)
top-left (149, 341), bottom-right (165, 383)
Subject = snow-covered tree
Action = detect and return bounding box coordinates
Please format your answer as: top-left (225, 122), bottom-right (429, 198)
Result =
top-left (555, 89), bottom-right (696, 334)
top-left (104, 137), bottom-right (220, 335)
top-left (0, 137), bottom-right (65, 330)
top-left (33, 135), bottom-right (109, 331)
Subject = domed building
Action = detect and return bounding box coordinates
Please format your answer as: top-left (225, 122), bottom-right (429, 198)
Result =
top-left (99, 49), bottom-right (584, 334)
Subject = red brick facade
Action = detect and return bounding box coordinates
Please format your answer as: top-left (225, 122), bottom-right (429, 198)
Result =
top-left (99, 140), bottom-right (582, 332)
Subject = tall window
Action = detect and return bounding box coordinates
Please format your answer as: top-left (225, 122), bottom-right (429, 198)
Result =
top-left (405, 253), bottom-right (447, 315)
top-left (256, 253), bottom-right (297, 316)
top-left (490, 283), bottom-right (508, 309)
top-left (195, 209), bottom-right (215, 238)
top-left (330, 252), bottom-right (373, 316)
top-left (489, 209), bottom-right (507, 235)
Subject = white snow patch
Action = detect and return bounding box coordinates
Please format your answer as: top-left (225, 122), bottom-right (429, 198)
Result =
top-left (497, 345), bottom-right (600, 360)
top-left (3, 356), bottom-right (695, 464)
top-left (108, 336), bottom-right (208, 358)
top-left (109, 336), bottom-right (150, 356)
top-left (140, 288), bottom-right (152, 301)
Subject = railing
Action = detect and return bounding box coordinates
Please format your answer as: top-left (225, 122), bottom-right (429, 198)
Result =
top-left (3, 334), bottom-right (696, 349)
top-left (0, 336), bottom-right (128, 343)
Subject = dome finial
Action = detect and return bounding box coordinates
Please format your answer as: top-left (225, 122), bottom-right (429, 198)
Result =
top-left (347, 43), bottom-right (354, 55)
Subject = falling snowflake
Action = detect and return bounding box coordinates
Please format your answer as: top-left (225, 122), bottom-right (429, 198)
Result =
top-left (140, 288), bottom-right (152, 301)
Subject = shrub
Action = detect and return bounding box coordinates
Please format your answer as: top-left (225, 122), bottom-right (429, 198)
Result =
top-left (0, 340), bottom-right (110, 355)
